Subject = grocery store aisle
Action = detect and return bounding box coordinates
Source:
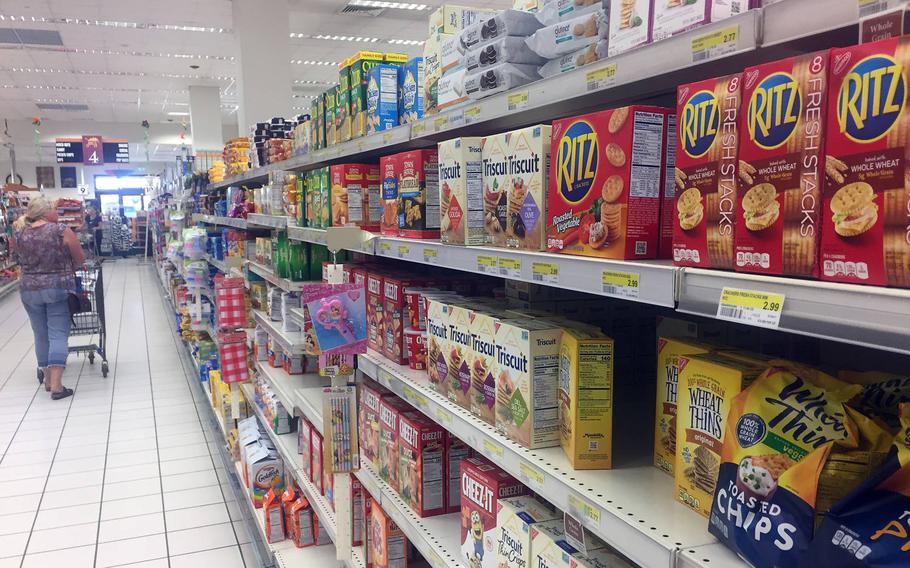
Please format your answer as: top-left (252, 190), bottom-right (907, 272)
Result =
top-left (0, 260), bottom-right (253, 568)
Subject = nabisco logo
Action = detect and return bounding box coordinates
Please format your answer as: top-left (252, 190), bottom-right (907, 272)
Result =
top-left (400, 419), bottom-right (418, 448)
top-left (833, 51), bottom-right (854, 76)
top-left (462, 472), bottom-right (494, 513)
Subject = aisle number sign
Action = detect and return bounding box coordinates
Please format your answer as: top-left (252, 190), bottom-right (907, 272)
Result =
top-left (56, 136), bottom-right (130, 164)
top-left (716, 287), bottom-right (785, 328)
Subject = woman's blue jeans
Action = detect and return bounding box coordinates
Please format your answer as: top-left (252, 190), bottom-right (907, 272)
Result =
top-left (21, 288), bottom-right (71, 368)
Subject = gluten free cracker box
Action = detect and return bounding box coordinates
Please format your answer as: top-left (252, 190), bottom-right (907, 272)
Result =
top-left (821, 36), bottom-right (910, 287)
top-left (674, 352), bottom-right (765, 517)
top-left (548, 106), bottom-right (670, 260)
top-left (495, 318), bottom-right (563, 449)
top-left (460, 457), bottom-right (528, 568)
top-left (607, 0), bottom-right (652, 57)
top-left (439, 137), bottom-right (485, 245)
top-left (496, 495), bottom-right (559, 568)
top-left (674, 74), bottom-right (743, 269)
top-left (506, 125), bottom-right (551, 251)
top-left (398, 412), bottom-right (447, 517)
top-left (735, 51), bottom-right (828, 277)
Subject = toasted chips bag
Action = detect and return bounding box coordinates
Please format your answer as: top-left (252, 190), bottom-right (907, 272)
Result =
top-left (809, 405), bottom-right (910, 566)
top-left (708, 364), bottom-right (873, 566)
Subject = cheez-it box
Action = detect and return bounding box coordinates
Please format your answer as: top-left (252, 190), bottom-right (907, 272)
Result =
top-left (674, 74), bottom-right (742, 269)
top-left (367, 272), bottom-right (386, 353)
top-left (398, 412), bottom-right (447, 517)
top-left (547, 106), bottom-right (670, 260)
top-left (822, 37), bottom-right (910, 287)
top-left (736, 51), bottom-right (828, 277)
top-left (460, 457), bottom-right (528, 568)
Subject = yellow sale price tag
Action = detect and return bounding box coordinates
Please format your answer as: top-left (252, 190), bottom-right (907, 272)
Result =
top-left (476, 255), bottom-right (497, 274)
top-left (601, 270), bottom-right (640, 299)
top-left (435, 407), bottom-right (453, 426)
top-left (380, 242), bottom-right (392, 254)
top-left (412, 121), bottom-right (426, 137)
top-left (691, 25), bottom-right (738, 62)
top-left (532, 262), bottom-right (559, 284)
top-left (482, 439), bottom-right (504, 460)
top-left (519, 462), bottom-right (545, 490)
top-left (423, 247), bottom-right (439, 265)
top-left (586, 63), bottom-right (617, 91)
top-left (464, 104), bottom-right (482, 123)
top-left (498, 257), bottom-right (521, 278)
top-left (434, 116), bottom-right (448, 130)
top-left (717, 287), bottom-right (785, 328)
top-left (568, 494), bottom-right (601, 526)
top-left (507, 90), bottom-right (529, 111)
top-left (397, 245), bottom-right (410, 258)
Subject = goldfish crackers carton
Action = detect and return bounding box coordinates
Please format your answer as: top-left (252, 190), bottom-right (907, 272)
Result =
top-left (548, 106), bottom-right (670, 260)
top-left (460, 457), bottom-right (528, 568)
top-left (439, 137), bottom-right (485, 245)
top-left (736, 51), bottom-right (829, 277)
top-left (674, 74), bottom-right (743, 268)
top-left (822, 37), bottom-right (910, 287)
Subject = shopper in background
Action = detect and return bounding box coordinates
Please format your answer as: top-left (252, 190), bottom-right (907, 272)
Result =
top-left (83, 205), bottom-right (102, 256)
top-left (12, 196), bottom-right (85, 400)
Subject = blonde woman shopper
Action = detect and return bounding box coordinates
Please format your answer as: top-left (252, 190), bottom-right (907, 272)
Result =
top-left (13, 196), bottom-right (85, 400)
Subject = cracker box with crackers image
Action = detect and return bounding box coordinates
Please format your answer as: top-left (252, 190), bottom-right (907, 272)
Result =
top-left (674, 352), bottom-right (766, 517)
top-left (370, 501), bottom-right (409, 568)
top-left (378, 396), bottom-right (412, 494)
top-left (607, 0), bottom-right (651, 57)
top-left (496, 495), bottom-right (559, 568)
top-left (506, 125), bottom-right (551, 251)
top-left (674, 74), bottom-right (743, 269)
top-left (398, 411), bottom-right (447, 517)
top-left (439, 137), bottom-right (485, 245)
top-left (547, 106), bottom-right (671, 260)
top-left (367, 271), bottom-right (386, 354)
top-left (735, 51), bottom-right (829, 277)
top-left (481, 132), bottom-right (511, 246)
top-left (360, 380), bottom-right (392, 470)
top-left (380, 154), bottom-right (400, 236)
top-left (426, 296), bottom-right (452, 398)
top-left (398, 149), bottom-right (440, 239)
top-left (468, 307), bottom-right (499, 426)
top-left (821, 36), bottom-right (910, 287)
top-left (446, 303), bottom-right (474, 411)
top-left (460, 456), bottom-right (528, 568)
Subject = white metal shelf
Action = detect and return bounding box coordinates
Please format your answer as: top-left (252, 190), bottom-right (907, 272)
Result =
top-left (252, 309), bottom-right (310, 355)
top-left (247, 260), bottom-right (308, 292)
top-left (194, 214), bottom-right (249, 229)
top-left (253, 358), bottom-right (328, 415)
top-left (248, 214), bottom-right (291, 229)
top-left (295, 386), bottom-right (325, 431)
top-left (357, 350), bottom-right (723, 568)
top-left (676, 544), bottom-right (743, 568)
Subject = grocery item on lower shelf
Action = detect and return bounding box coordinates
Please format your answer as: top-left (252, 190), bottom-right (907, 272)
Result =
top-left (398, 412), bottom-right (447, 517)
top-left (460, 456), bottom-right (528, 568)
top-left (371, 501), bottom-right (409, 568)
top-left (497, 495), bottom-right (559, 568)
top-left (379, 396), bottom-right (413, 493)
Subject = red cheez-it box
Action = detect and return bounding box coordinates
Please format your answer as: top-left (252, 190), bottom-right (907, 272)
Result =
top-left (460, 457), bottom-right (527, 568)
top-left (736, 51), bottom-right (828, 277)
top-left (822, 37), bottom-right (910, 287)
top-left (398, 412), bottom-right (447, 517)
top-left (367, 272), bottom-right (385, 353)
top-left (674, 74), bottom-right (742, 269)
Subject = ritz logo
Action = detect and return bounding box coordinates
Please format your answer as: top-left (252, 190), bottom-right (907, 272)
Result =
top-left (747, 72), bottom-right (802, 149)
top-left (681, 90), bottom-right (720, 158)
top-left (555, 120), bottom-right (598, 204)
top-left (838, 54), bottom-right (906, 143)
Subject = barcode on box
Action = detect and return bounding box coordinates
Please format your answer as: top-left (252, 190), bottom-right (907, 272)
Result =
top-left (718, 305), bottom-right (744, 319)
top-left (635, 241), bottom-right (647, 255)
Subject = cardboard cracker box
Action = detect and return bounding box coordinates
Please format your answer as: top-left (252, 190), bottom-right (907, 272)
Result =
top-left (367, 271), bottom-right (386, 353)
top-left (446, 303), bottom-right (473, 411)
top-left (398, 412), bottom-right (447, 517)
top-left (735, 51), bottom-right (829, 277)
top-left (330, 163), bottom-right (369, 228)
top-left (439, 137), bottom-right (485, 245)
top-left (383, 275), bottom-right (429, 364)
top-left (360, 380), bottom-right (393, 470)
top-left (660, 113), bottom-right (678, 258)
top-left (481, 132), bottom-right (510, 246)
top-left (398, 57), bottom-right (425, 124)
top-left (423, 32), bottom-right (445, 115)
top-left (351, 51), bottom-right (385, 139)
top-left (338, 57), bottom-right (352, 143)
top-left (325, 86), bottom-right (338, 147)
top-left (496, 495), bottom-right (559, 568)
top-left (548, 106), bottom-right (670, 259)
top-left (365, 164), bottom-right (382, 231)
top-left (506, 125), bottom-right (551, 251)
top-left (468, 308), bottom-right (499, 426)
top-left (427, 296), bottom-right (452, 398)
top-left (370, 501), bottom-right (408, 568)
top-left (821, 36), bottom-right (910, 287)
top-left (460, 457), bottom-right (528, 568)
top-left (652, 0), bottom-right (751, 41)
top-left (447, 435), bottom-right (472, 513)
top-left (378, 396), bottom-right (412, 494)
top-left (674, 74), bottom-right (743, 269)
top-left (367, 64), bottom-right (400, 134)
top-left (380, 154), bottom-right (400, 236)
top-left (607, 0), bottom-right (652, 57)
top-left (398, 149), bottom-right (440, 238)
top-left (429, 4), bottom-right (497, 36)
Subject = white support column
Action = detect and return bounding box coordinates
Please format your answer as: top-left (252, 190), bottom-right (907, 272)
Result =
top-left (188, 85), bottom-right (224, 153)
top-left (232, 0), bottom-right (293, 131)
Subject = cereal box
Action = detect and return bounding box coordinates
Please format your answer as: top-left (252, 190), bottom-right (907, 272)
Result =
top-left (558, 326), bottom-right (614, 469)
top-left (399, 57), bottom-right (424, 124)
top-left (371, 501), bottom-right (408, 568)
top-left (481, 132), bottom-right (510, 246)
top-left (548, 106), bottom-right (670, 260)
top-left (607, 0), bottom-right (651, 57)
top-left (506, 125), bottom-right (551, 251)
top-left (380, 154), bottom-right (400, 236)
top-left (360, 380), bottom-right (392, 470)
top-left (398, 149), bottom-right (440, 238)
top-left (367, 64), bottom-right (400, 134)
top-left (495, 318), bottom-right (563, 449)
top-left (439, 137), bottom-right (485, 245)
top-left (654, 337), bottom-right (716, 477)
top-left (460, 457), bottom-right (528, 568)
top-left (351, 51), bottom-right (385, 139)
top-left (821, 37), bottom-right (910, 287)
top-left (496, 495), bottom-right (559, 568)
top-left (674, 352), bottom-right (765, 517)
top-left (398, 412), bottom-right (447, 517)
top-left (674, 74), bottom-right (743, 268)
top-left (338, 57), bottom-right (352, 143)
top-left (469, 308), bottom-right (499, 426)
top-left (447, 435), bottom-right (473, 513)
top-left (736, 51), bottom-right (829, 277)
top-left (378, 396), bottom-right (411, 493)
top-left (426, 296), bottom-right (451, 398)
top-left (330, 164), bottom-right (367, 228)
top-left (446, 303), bottom-right (473, 411)
top-left (367, 272), bottom-right (386, 353)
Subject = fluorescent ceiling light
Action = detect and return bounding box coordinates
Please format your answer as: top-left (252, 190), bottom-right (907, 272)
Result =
top-left (348, 1), bottom-right (429, 9)
top-left (295, 33), bottom-right (422, 46)
top-left (0, 15), bottom-right (230, 33)
top-left (2, 67), bottom-right (232, 81)
top-left (168, 111), bottom-right (190, 116)
top-left (291, 60), bottom-right (336, 66)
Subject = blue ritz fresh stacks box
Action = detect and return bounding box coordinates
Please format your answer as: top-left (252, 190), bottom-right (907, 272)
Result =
top-left (399, 57), bottom-right (425, 125)
top-left (367, 64), bottom-right (400, 134)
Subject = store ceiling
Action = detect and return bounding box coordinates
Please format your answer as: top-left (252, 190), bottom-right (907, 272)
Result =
top-left (0, 0), bottom-right (511, 129)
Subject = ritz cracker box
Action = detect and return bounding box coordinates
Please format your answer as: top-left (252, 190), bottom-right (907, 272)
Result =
top-left (398, 149), bottom-right (441, 238)
top-left (439, 137), bottom-right (485, 245)
top-left (821, 36), bottom-right (910, 287)
top-left (460, 457), bottom-right (528, 568)
top-left (398, 411), bottom-right (447, 517)
top-left (547, 106), bottom-right (670, 260)
top-left (736, 51), bottom-right (829, 277)
top-left (674, 74), bottom-right (743, 269)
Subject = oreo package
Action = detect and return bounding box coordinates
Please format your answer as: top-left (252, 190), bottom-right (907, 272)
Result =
top-left (463, 36), bottom-right (545, 72)
top-left (459, 10), bottom-right (542, 53)
top-left (463, 62), bottom-right (540, 100)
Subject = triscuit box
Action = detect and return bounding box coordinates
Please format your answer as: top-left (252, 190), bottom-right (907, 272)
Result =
top-left (495, 318), bottom-right (563, 449)
top-left (367, 64), bottom-right (399, 134)
top-left (735, 51), bottom-right (829, 277)
top-left (496, 495), bottom-right (559, 568)
top-left (423, 32), bottom-right (445, 115)
top-left (460, 457), bottom-right (528, 568)
top-left (398, 57), bottom-right (424, 125)
top-left (446, 303), bottom-right (473, 411)
top-left (558, 326), bottom-right (614, 469)
top-left (530, 518), bottom-right (611, 568)
top-left (481, 132), bottom-right (510, 246)
top-left (439, 137), bottom-right (485, 245)
top-left (426, 296), bottom-right (452, 398)
top-left (607, 0), bottom-right (652, 57)
top-left (398, 412), bottom-right (447, 517)
top-left (674, 352), bottom-right (765, 517)
top-left (654, 337), bottom-right (716, 477)
top-left (351, 51), bottom-right (385, 139)
top-left (371, 501), bottom-right (408, 568)
top-left (468, 308), bottom-right (499, 425)
top-left (506, 124), bottom-right (551, 251)
top-left (429, 5), bottom-right (498, 36)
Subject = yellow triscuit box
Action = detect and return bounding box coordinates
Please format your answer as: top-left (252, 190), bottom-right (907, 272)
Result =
top-left (558, 325), bottom-right (614, 469)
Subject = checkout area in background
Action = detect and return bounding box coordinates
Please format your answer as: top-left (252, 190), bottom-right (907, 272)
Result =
top-left (92, 174), bottom-right (154, 257)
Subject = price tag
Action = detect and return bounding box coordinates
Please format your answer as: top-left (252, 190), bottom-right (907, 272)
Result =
top-left (448, 109), bottom-right (465, 128)
top-left (716, 287), bottom-right (785, 328)
top-left (378, 369), bottom-right (394, 389)
top-left (482, 439), bottom-right (505, 460)
top-left (434, 115), bottom-right (449, 131)
top-left (435, 407), bottom-right (453, 427)
top-left (412, 121), bottom-right (426, 137)
top-left (499, 257), bottom-right (522, 278)
top-left (601, 270), bottom-right (640, 300)
top-left (402, 385), bottom-right (417, 402)
top-left (382, 131), bottom-right (393, 144)
top-left (519, 462), bottom-right (545, 491)
top-left (423, 247), bottom-right (439, 265)
top-left (356, 140), bottom-right (366, 152)
top-left (585, 63), bottom-right (617, 92)
top-left (476, 255), bottom-right (497, 274)
top-left (532, 262), bottom-right (559, 284)
top-left (568, 494), bottom-right (601, 527)
top-left (691, 25), bottom-right (738, 62)
top-left (859, 0), bottom-right (891, 17)
top-left (464, 104), bottom-right (482, 124)
top-left (397, 245), bottom-right (410, 259)
top-left (428, 551), bottom-right (445, 568)
top-left (507, 90), bottom-right (530, 111)
top-left (379, 242), bottom-right (392, 255)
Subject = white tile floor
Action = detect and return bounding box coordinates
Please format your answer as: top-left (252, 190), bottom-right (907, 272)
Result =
top-left (0, 260), bottom-right (256, 568)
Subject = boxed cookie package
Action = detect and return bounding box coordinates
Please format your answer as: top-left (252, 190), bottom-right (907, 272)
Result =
top-left (608, 0), bottom-right (652, 57)
top-left (674, 74), bottom-right (743, 268)
top-left (547, 106), bottom-right (670, 260)
top-left (439, 137), bottom-right (485, 245)
top-left (460, 457), bottom-right (528, 568)
top-left (821, 36), bottom-right (910, 287)
top-left (735, 51), bottom-right (828, 277)
top-left (398, 149), bottom-right (441, 239)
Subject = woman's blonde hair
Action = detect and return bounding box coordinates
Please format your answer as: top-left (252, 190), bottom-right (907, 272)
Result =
top-left (13, 195), bottom-right (54, 231)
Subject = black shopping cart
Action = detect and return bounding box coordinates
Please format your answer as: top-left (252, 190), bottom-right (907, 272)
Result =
top-left (65, 260), bottom-right (109, 376)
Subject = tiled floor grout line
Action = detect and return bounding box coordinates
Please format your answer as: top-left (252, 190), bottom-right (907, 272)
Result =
top-left (0, 519), bottom-right (240, 549)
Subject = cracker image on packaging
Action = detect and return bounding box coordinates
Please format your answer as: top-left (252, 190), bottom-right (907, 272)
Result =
top-left (830, 182), bottom-right (878, 238)
top-left (608, 0), bottom-right (651, 57)
top-left (741, 183), bottom-right (780, 232)
top-left (506, 125), bottom-right (551, 251)
top-left (482, 133), bottom-right (510, 246)
top-left (439, 137), bottom-right (485, 245)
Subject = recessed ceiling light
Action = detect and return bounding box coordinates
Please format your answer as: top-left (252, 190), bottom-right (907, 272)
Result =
top-left (168, 111), bottom-right (190, 116)
top-left (0, 15), bottom-right (231, 33)
top-left (348, 1), bottom-right (429, 10)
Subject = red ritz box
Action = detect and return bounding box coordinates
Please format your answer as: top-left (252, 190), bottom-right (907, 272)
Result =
top-left (366, 271), bottom-right (386, 353)
top-left (460, 457), bottom-right (527, 567)
top-left (735, 51), bottom-right (829, 278)
top-left (821, 36), bottom-right (910, 288)
top-left (398, 412), bottom-right (447, 517)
